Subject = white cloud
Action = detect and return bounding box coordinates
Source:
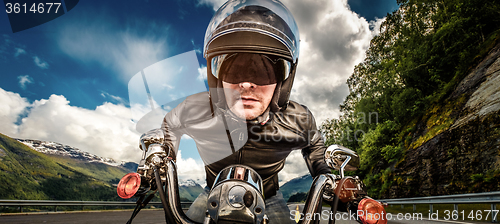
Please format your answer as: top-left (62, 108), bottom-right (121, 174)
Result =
top-left (17, 75), bottom-right (34, 90)
top-left (33, 56), bottom-right (49, 69)
top-left (191, 39), bottom-right (202, 54)
top-left (100, 91), bottom-right (129, 105)
top-left (56, 14), bottom-right (170, 83)
top-left (1, 35), bottom-right (26, 60)
top-left (282, 0), bottom-right (383, 124)
top-left (369, 17), bottom-right (386, 36)
top-left (176, 150), bottom-right (206, 187)
top-left (0, 87), bottom-right (207, 186)
top-left (14, 48), bottom-right (26, 57)
top-left (0, 87), bottom-right (143, 162)
top-left (278, 150), bottom-right (310, 186)
top-left (0, 88), bottom-right (30, 135)
top-left (198, 0), bottom-right (227, 11)
top-left (197, 66), bottom-right (207, 82)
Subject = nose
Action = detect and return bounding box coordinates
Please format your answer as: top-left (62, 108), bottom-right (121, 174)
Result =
top-left (239, 82), bottom-right (256, 89)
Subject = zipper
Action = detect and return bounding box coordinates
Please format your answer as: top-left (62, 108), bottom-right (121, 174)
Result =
top-left (238, 147), bottom-right (243, 164)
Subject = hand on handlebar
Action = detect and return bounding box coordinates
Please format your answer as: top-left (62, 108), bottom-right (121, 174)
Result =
top-left (322, 183), bottom-right (335, 202)
top-left (139, 128), bottom-right (166, 151)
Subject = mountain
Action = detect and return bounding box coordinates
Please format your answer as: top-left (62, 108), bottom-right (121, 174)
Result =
top-left (0, 133), bottom-right (203, 202)
top-left (18, 139), bottom-right (120, 164)
top-left (280, 174), bottom-right (313, 202)
top-left (178, 179), bottom-right (204, 202)
top-left (3, 134), bottom-right (316, 203)
top-left (16, 138), bottom-right (136, 184)
top-left (0, 133), bottom-right (120, 201)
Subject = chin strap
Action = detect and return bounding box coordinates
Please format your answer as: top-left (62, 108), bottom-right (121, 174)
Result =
top-left (269, 81), bottom-right (282, 112)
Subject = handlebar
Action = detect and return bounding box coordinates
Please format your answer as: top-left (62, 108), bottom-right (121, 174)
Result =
top-left (119, 144), bottom-right (386, 224)
top-left (155, 159), bottom-right (197, 224)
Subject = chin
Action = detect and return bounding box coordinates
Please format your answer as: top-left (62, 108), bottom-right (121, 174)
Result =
top-left (228, 105), bottom-right (264, 120)
top-left (243, 110), bottom-right (261, 120)
top-left (245, 115), bottom-right (258, 120)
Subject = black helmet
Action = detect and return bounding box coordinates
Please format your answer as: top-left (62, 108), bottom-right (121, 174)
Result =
top-left (204, 0), bottom-right (300, 114)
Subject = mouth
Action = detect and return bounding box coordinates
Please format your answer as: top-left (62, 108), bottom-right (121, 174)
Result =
top-left (239, 96), bottom-right (259, 104)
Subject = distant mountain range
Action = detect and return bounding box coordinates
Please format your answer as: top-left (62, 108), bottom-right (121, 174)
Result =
top-left (280, 174), bottom-right (313, 202)
top-left (16, 138), bottom-right (138, 172)
top-left (1, 133), bottom-right (313, 203)
top-left (0, 133), bottom-right (203, 202)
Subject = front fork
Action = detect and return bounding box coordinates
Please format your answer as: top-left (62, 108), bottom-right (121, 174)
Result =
top-left (296, 174), bottom-right (337, 224)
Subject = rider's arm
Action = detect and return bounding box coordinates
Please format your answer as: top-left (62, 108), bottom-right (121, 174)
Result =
top-left (139, 100), bottom-right (186, 161)
top-left (159, 101), bottom-right (184, 160)
top-left (301, 112), bottom-right (351, 212)
top-left (302, 132), bottom-right (331, 177)
top-left (159, 92), bottom-right (213, 160)
top-left (301, 110), bottom-right (332, 177)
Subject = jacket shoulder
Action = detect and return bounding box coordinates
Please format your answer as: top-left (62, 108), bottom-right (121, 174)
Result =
top-left (164, 92), bottom-right (213, 128)
top-left (284, 100), bottom-right (313, 115)
top-left (274, 100), bottom-right (316, 131)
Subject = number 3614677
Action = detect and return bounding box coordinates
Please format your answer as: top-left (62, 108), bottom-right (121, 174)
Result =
top-left (5, 2), bottom-right (62, 14)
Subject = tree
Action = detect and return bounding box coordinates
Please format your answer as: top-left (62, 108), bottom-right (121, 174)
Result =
top-left (321, 0), bottom-right (500, 183)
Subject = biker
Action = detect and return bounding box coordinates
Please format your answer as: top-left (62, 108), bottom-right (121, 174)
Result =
top-left (140, 0), bottom-right (333, 222)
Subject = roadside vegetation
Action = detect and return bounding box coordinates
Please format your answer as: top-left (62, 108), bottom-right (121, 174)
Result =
top-left (321, 0), bottom-right (500, 198)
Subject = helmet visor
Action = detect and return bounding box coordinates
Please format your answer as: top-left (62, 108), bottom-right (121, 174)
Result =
top-left (211, 53), bottom-right (291, 86)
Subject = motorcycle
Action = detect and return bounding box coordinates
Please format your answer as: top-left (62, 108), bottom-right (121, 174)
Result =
top-left (117, 142), bottom-right (387, 224)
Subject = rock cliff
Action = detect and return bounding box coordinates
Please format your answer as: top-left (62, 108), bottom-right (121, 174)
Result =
top-left (389, 42), bottom-right (500, 198)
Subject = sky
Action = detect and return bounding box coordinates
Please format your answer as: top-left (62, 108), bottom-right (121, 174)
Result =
top-left (0, 0), bottom-right (399, 186)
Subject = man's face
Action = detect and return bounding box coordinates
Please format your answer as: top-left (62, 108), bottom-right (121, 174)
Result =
top-left (223, 81), bottom-right (276, 120)
top-left (219, 53), bottom-right (280, 120)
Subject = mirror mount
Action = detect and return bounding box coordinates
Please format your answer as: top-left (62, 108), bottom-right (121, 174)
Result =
top-left (324, 144), bottom-right (360, 178)
top-left (339, 155), bottom-right (351, 178)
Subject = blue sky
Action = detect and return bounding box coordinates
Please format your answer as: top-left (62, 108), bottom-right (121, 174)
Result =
top-left (0, 0), bottom-right (398, 185)
top-left (1, 0), bottom-right (213, 110)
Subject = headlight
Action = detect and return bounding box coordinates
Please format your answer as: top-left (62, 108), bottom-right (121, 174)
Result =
top-left (227, 185), bottom-right (246, 208)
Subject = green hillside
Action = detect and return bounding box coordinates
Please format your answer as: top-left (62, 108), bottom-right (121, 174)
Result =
top-left (0, 133), bottom-right (120, 201)
top-left (0, 133), bottom-right (204, 207)
top-left (280, 174), bottom-right (313, 202)
top-left (179, 183), bottom-right (205, 202)
top-left (47, 154), bottom-right (130, 184)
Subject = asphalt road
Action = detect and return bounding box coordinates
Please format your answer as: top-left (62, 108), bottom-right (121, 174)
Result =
top-left (0, 208), bottom-right (487, 224)
top-left (0, 209), bottom-right (166, 224)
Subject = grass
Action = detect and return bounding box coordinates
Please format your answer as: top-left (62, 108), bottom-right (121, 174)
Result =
top-left (385, 203), bottom-right (499, 223)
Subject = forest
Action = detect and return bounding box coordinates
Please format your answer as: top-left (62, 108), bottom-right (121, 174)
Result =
top-left (321, 0), bottom-right (500, 198)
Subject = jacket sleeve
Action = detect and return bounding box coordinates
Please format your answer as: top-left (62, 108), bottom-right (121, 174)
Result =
top-left (159, 100), bottom-right (185, 161)
top-left (301, 110), bottom-right (332, 177)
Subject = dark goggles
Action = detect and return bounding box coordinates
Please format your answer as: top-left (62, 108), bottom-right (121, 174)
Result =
top-left (211, 53), bottom-right (291, 85)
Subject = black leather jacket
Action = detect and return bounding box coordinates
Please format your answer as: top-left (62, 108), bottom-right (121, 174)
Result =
top-left (161, 92), bottom-right (331, 198)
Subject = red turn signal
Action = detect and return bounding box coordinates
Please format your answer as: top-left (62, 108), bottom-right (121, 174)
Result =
top-left (358, 198), bottom-right (387, 224)
top-left (117, 173), bottom-right (141, 199)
